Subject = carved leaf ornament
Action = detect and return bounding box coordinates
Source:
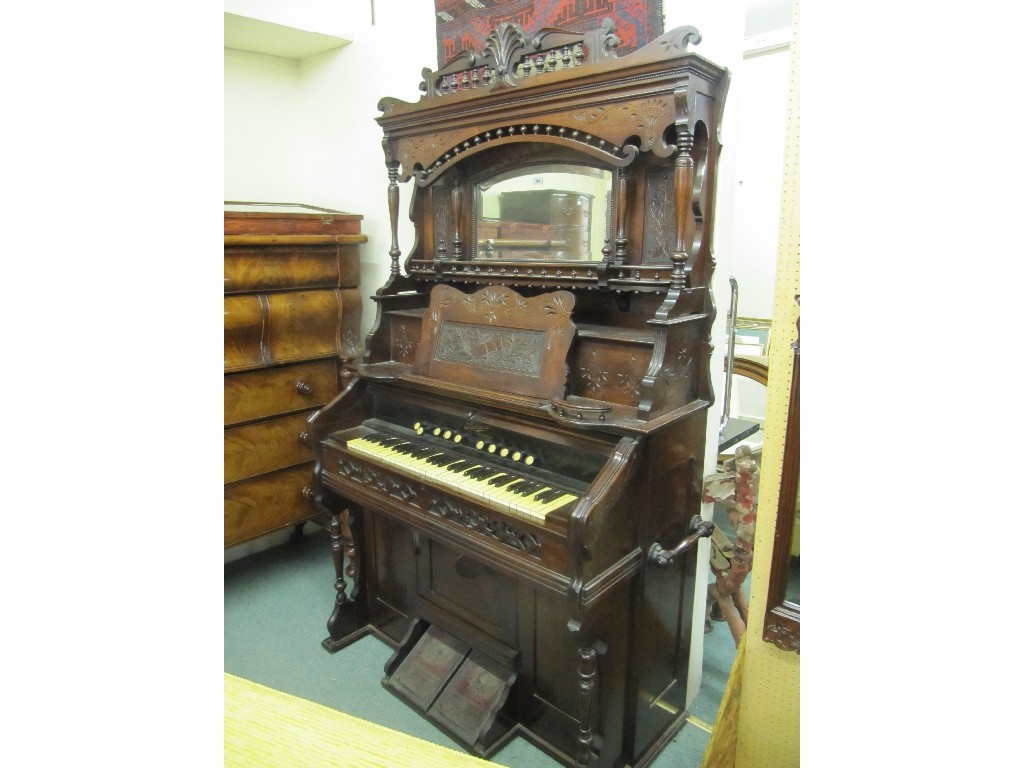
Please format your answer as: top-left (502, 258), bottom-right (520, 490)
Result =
top-left (573, 99), bottom-right (671, 148)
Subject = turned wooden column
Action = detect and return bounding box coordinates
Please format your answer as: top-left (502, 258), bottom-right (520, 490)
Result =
top-left (387, 162), bottom-right (401, 276)
top-left (575, 644), bottom-right (599, 767)
top-left (322, 506), bottom-right (369, 652)
top-left (673, 127), bottom-right (694, 282)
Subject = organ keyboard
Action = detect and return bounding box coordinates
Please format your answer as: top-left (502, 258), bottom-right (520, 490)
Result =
top-left (302, 19), bottom-right (727, 768)
top-left (346, 429), bottom-right (580, 521)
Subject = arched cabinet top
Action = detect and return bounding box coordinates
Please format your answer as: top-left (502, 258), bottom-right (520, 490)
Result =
top-left (377, 21), bottom-right (728, 183)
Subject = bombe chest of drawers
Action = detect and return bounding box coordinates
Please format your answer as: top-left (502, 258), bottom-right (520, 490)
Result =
top-left (224, 203), bottom-right (366, 548)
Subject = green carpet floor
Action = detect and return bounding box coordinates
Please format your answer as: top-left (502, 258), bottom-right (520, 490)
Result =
top-left (225, 527), bottom-right (740, 767)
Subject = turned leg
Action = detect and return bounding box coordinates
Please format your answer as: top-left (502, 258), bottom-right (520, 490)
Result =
top-left (576, 644), bottom-right (598, 768)
top-left (322, 506), bottom-right (369, 652)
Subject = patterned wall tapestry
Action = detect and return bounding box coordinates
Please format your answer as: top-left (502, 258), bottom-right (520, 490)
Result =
top-left (434, 0), bottom-right (664, 68)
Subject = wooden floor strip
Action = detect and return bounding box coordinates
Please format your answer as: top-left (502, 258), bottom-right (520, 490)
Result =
top-left (225, 673), bottom-right (494, 767)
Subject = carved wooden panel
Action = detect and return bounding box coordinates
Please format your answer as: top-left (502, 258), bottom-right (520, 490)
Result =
top-left (412, 285), bottom-right (576, 400)
top-left (641, 166), bottom-right (674, 263)
top-left (570, 340), bottom-right (654, 407)
top-left (432, 185), bottom-right (454, 256)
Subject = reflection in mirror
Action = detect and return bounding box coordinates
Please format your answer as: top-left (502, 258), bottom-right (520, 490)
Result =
top-left (473, 164), bottom-right (612, 261)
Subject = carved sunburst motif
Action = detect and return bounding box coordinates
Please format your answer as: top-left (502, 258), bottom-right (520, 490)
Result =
top-left (479, 288), bottom-right (508, 322)
top-left (616, 354), bottom-right (643, 396)
top-left (661, 343), bottom-right (696, 379)
top-left (543, 295), bottom-right (572, 338)
top-left (393, 325), bottom-right (417, 361)
top-left (579, 359), bottom-right (609, 391)
top-left (617, 371), bottom-right (642, 396)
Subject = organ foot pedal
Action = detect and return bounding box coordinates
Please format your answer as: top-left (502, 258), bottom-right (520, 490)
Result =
top-left (383, 620), bottom-right (518, 756)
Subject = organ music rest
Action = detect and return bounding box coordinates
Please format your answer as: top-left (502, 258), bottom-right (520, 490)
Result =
top-left (303, 20), bottom-right (728, 768)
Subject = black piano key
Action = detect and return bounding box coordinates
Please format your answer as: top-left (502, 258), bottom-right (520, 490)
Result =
top-left (506, 480), bottom-right (536, 495)
top-left (534, 488), bottom-right (563, 503)
top-left (426, 452), bottom-right (459, 466)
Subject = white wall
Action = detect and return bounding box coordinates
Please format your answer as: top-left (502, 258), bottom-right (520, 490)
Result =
top-left (730, 43), bottom-right (791, 320)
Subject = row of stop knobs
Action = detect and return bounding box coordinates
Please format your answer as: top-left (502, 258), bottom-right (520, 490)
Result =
top-left (413, 421), bottom-right (536, 465)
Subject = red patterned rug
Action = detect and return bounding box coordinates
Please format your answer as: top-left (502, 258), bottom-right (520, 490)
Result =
top-left (433, 0), bottom-right (664, 67)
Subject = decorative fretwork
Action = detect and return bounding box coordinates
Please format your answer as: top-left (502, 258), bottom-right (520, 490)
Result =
top-left (408, 123), bottom-right (639, 185)
top-left (335, 457), bottom-right (420, 507)
top-left (430, 498), bottom-right (542, 557)
top-left (419, 20), bottom-right (620, 101)
top-left (514, 42), bottom-right (586, 79)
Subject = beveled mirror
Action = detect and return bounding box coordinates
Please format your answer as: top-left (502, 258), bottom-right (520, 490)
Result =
top-left (472, 163), bottom-right (612, 261)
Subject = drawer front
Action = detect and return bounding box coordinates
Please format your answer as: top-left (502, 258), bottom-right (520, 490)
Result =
top-left (224, 411), bottom-right (312, 484)
top-left (265, 289), bottom-right (344, 364)
top-left (419, 539), bottom-right (518, 646)
top-left (224, 294), bottom-right (266, 371)
top-left (224, 245), bottom-right (360, 293)
top-left (224, 464), bottom-right (315, 546)
top-left (224, 359), bottom-right (337, 426)
top-left (224, 288), bottom-right (350, 373)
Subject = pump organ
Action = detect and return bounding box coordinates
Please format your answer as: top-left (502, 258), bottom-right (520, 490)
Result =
top-left (303, 20), bottom-right (729, 768)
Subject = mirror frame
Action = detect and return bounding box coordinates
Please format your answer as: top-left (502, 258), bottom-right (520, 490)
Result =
top-left (469, 160), bottom-right (615, 263)
top-left (762, 313), bottom-right (800, 653)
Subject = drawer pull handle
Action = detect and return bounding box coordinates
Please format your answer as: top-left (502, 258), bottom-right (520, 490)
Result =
top-left (296, 381), bottom-right (313, 395)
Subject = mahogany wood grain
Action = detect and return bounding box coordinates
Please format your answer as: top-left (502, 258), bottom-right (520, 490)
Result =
top-left (225, 244), bottom-right (360, 294)
top-left (224, 207), bottom-right (364, 547)
top-left (224, 295), bottom-right (266, 371)
top-left (224, 412), bottom-right (313, 484)
top-left (224, 209), bottom-right (363, 236)
top-left (225, 359), bottom-right (337, 427)
top-left (224, 465), bottom-right (317, 545)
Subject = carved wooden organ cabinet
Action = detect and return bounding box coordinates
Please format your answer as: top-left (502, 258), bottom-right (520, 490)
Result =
top-left (304, 20), bottom-right (728, 768)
